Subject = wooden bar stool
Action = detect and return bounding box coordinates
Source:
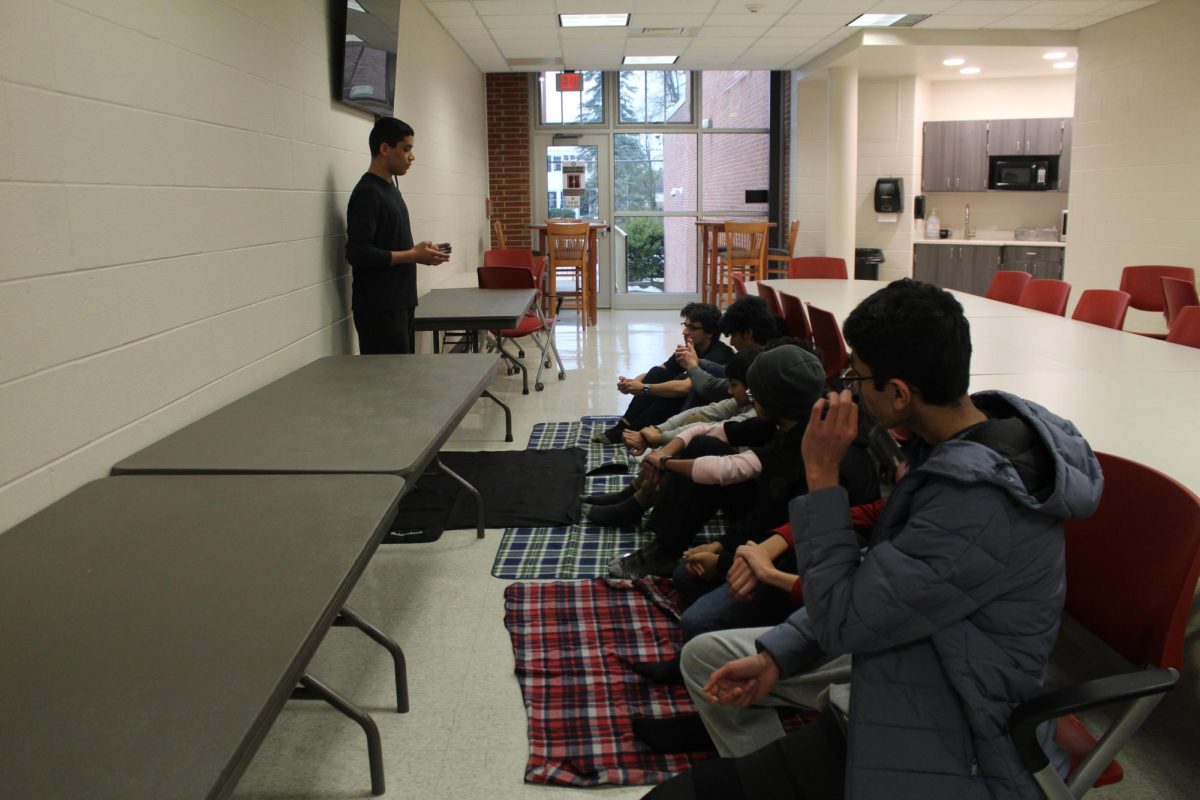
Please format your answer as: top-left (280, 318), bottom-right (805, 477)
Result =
top-left (765, 219), bottom-right (799, 279)
top-left (546, 220), bottom-right (591, 327)
top-left (712, 220), bottom-right (768, 309)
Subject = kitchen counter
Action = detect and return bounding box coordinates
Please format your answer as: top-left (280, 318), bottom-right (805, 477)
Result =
top-left (916, 238), bottom-right (1066, 248)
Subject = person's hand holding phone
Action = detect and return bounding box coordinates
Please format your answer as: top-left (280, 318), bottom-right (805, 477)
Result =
top-left (412, 241), bottom-right (450, 265)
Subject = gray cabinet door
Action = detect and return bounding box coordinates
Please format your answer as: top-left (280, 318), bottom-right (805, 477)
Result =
top-left (913, 244), bottom-right (939, 284)
top-left (1058, 119), bottom-right (1072, 192)
top-left (965, 245), bottom-right (1003, 296)
top-left (1025, 118), bottom-right (1064, 155)
top-left (1002, 246), bottom-right (1064, 280)
top-left (955, 121), bottom-right (990, 191)
top-left (922, 122), bottom-right (955, 192)
top-left (988, 119), bottom-right (1025, 156)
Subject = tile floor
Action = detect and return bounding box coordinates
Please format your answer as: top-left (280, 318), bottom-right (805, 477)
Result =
top-left (232, 307), bottom-right (1199, 800)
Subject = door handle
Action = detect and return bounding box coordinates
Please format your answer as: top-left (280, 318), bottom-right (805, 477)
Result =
top-left (955, 177), bottom-right (960, 189)
top-left (946, 177), bottom-right (950, 189)
top-left (1025, 139), bottom-right (1030, 153)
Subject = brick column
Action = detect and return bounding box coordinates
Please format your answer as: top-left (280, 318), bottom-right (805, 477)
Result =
top-left (486, 73), bottom-right (532, 251)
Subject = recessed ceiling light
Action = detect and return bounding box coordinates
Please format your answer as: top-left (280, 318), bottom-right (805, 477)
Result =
top-left (847, 13), bottom-right (931, 27)
top-left (1043, 51), bottom-right (1067, 60)
top-left (559, 13), bottom-right (630, 28)
top-left (960, 66), bottom-right (981, 75)
top-left (1053, 61), bottom-right (1076, 69)
top-left (943, 58), bottom-right (965, 66)
top-left (347, 0), bottom-right (365, 12)
top-left (345, 34), bottom-right (363, 43)
top-left (623, 55), bottom-right (679, 65)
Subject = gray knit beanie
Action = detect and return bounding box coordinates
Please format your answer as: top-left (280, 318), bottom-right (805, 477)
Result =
top-left (746, 345), bottom-right (825, 421)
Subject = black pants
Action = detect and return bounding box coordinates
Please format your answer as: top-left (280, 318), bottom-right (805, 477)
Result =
top-left (646, 436), bottom-right (757, 559)
top-left (623, 365), bottom-right (688, 429)
top-left (354, 308), bottom-right (415, 354)
top-left (643, 706), bottom-right (846, 800)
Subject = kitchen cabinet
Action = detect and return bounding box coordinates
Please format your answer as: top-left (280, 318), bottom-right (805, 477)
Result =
top-left (988, 118), bottom-right (1066, 156)
top-left (922, 121), bottom-right (989, 192)
top-left (1058, 119), bottom-right (1073, 192)
top-left (914, 243), bottom-right (1003, 296)
top-left (1002, 245), bottom-right (1065, 280)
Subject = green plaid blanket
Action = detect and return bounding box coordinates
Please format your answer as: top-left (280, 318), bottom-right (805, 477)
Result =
top-left (527, 416), bottom-right (631, 474)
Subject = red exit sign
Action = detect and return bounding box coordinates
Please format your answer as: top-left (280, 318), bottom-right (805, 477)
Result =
top-left (556, 71), bottom-right (582, 92)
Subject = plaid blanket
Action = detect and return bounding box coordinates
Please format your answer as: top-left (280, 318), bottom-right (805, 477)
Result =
top-left (505, 577), bottom-right (712, 786)
top-left (527, 416), bottom-right (630, 474)
top-left (492, 474), bottom-right (727, 580)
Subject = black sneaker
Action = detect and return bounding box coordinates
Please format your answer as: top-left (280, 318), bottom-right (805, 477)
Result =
top-left (580, 482), bottom-right (637, 506)
top-left (584, 496), bottom-right (645, 528)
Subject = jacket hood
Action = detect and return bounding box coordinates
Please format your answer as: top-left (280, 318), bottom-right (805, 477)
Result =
top-left (915, 390), bottom-right (1103, 521)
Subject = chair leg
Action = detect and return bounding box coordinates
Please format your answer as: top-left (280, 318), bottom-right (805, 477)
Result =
top-left (296, 673), bottom-right (385, 796)
top-left (334, 605), bottom-right (408, 713)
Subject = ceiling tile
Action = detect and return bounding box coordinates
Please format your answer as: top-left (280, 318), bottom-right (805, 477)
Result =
top-left (945, 0), bottom-right (1036, 13)
top-left (916, 13), bottom-right (1004, 27)
top-left (790, 0), bottom-right (876, 11)
top-left (1100, 0), bottom-right (1157, 12)
top-left (481, 13), bottom-right (558, 28)
top-left (634, 0), bottom-right (718, 11)
top-left (555, 0), bottom-right (634, 11)
top-left (1022, 0), bottom-right (1114, 12)
top-left (1051, 14), bottom-right (1108, 27)
top-left (439, 14), bottom-right (487, 29)
top-left (780, 12), bottom-right (859, 25)
top-left (686, 37), bottom-right (757, 50)
top-left (765, 23), bottom-right (840, 36)
top-left (624, 38), bottom-right (687, 54)
top-left (712, 0), bottom-right (799, 12)
top-left (473, 0), bottom-right (554, 15)
top-left (704, 12), bottom-right (783, 26)
top-left (490, 28), bottom-right (561, 40)
top-left (986, 13), bottom-right (1075, 26)
top-left (869, 0), bottom-right (958, 10)
top-left (631, 12), bottom-right (712, 26)
top-left (451, 29), bottom-right (497, 41)
top-left (560, 27), bottom-right (631, 38)
top-left (423, 1), bottom-right (477, 16)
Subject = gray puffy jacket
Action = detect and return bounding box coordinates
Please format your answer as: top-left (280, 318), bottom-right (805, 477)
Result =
top-left (758, 391), bottom-right (1103, 800)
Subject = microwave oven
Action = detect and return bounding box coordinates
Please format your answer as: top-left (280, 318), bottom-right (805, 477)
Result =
top-left (989, 156), bottom-right (1057, 190)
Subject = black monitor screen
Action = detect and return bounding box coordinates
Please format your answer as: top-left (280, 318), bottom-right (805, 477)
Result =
top-left (333, 0), bottom-right (401, 117)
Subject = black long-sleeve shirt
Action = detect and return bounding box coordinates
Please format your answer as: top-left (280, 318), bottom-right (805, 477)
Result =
top-left (345, 172), bottom-right (416, 311)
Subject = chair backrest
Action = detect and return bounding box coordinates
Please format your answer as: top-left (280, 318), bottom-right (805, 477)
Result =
top-left (785, 219), bottom-right (800, 256)
top-left (721, 220), bottom-right (769, 278)
top-left (1071, 289), bottom-right (1132, 330)
top-left (1064, 451), bottom-right (1200, 670)
top-left (1119, 265), bottom-right (1196, 312)
top-left (1161, 276), bottom-right (1199, 326)
top-left (787, 256), bottom-right (847, 280)
top-left (1166, 305), bottom-right (1200, 348)
top-left (985, 270), bottom-right (1033, 304)
top-left (546, 221), bottom-right (590, 266)
top-left (1018, 278), bottom-right (1072, 316)
top-left (483, 248), bottom-right (534, 269)
top-left (778, 291), bottom-right (812, 340)
top-left (806, 302), bottom-right (849, 379)
top-left (756, 281), bottom-right (785, 319)
top-left (731, 273), bottom-right (748, 298)
top-left (492, 219), bottom-right (507, 248)
top-left (476, 264), bottom-right (538, 291)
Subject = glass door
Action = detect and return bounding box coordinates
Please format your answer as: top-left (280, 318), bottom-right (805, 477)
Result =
top-left (533, 134), bottom-right (611, 310)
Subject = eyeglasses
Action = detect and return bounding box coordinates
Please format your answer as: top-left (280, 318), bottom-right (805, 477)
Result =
top-left (838, 366), bottom-right (875, 393)
top-left (681, 322), bottom-right (705, 332)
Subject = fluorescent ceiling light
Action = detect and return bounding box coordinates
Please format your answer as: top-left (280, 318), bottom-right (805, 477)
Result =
top-left (623, 55), bottom-right (679, 65)
top-left (848, 13), bottom-right (907, 27)
top-left (347, 0), bottom-right (365, 12)
top-left (960, 66), bottom-right (981, 75)
top-left (559, 13), bottom-right (629, 28)
top-left (345, 33), bottom-right (363, 42)
top-left (1043, 51), bottom-right (1067, 60)
top-left (943, 58), bottom-right (965, 66)
top-left (1053, 61), bottom-right (1076, 69)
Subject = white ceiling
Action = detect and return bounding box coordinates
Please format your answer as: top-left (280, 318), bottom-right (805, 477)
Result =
top-left (422, 0), bottom-right (1161, 77)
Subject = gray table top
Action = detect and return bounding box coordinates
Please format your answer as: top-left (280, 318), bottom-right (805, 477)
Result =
top-left (0, 474), bottom-right (406, 800)
top-left (112, 354), bottom-right (498, 476)
top-left (413, 287), bottom-right (535, 330)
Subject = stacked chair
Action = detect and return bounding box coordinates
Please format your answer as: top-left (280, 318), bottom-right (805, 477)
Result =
top-left (1119, 265), bottom-right (1195, 336)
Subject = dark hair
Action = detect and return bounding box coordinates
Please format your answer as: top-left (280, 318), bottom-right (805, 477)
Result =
top-left (842, 279), bottom-right (971, 405)
top-left (724, 347), bottom-right (758, 383)
top-left (681, 302), bottom-right (721, 334)
top-left (719, 295), bottom-right (775, 344)
top-left (765, 336), bottom-right (823, 364)
top-left (369, 117), bottom-right (415, 156)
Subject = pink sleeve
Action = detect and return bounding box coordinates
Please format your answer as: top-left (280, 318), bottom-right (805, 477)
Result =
top-left (690, 449), bottom-right (762, 486)
top-left (674, 421), bottom-right (729, 447)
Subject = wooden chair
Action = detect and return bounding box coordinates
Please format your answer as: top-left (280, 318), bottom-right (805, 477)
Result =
top-left (1161, 276), bottom-right (1199, 327)
top-left (778, 291), bottom-right (812, 340)
top-left (545, 221), bottom-right (591, 326)
top-left (985, 270), bottom-right (1034, 305)
top-left (1071, 290), bottom-right (1131, 330)
top-left (1018, 279), bottom-right (1072, 316)
top-left (713, 220), bottom-right (768, 309)
top-left (492, 219), bottom-right (507, 248)
top-left (787, 256), bottom-right (847, 280)
top-left (765, 219), bottom-right (800, 279)
top-left (1167, 306), bottom-right (1200, 348)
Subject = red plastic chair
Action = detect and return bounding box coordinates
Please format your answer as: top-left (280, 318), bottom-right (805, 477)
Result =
top-left (483, 247), bottom-right (547, 284)
top-left (1070, 289), bottom-right (1131, 330)
top-left (805, 303), bottom-right (848, 380)
top-left (1119, 265), bottom-right (1195, 315)
top-left (778, 291), bottom-right (812, 341)
top-left (787, 256), bottom-right (847, 280)
top-left (756, 281), bottom-right (785, 319)
top-left (476, 266), bottom-right (565, 393)
top-left (985, 270), bottom-right (1033, 305)
top-left (731, 273), bottom-right (748, 298)
top-left (1161, 276), bottom-right (1199, 327)
top-left (1018, 279), bottom-right (1072, 316)
top-left (1166, 305), bottom-right (1200, 348)
top-left (1012, 452), bottom-right (1200, 797)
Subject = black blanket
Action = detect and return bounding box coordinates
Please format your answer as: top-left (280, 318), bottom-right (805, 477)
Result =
top-left (386, 448), bottom-right (586, 541)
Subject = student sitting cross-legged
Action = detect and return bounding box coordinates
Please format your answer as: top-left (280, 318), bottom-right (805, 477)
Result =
top-left (644, 279), bottom-right (1104, 800)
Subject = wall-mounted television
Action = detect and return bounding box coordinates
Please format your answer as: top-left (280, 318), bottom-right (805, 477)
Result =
top-left (332, 0), bottom-right (402, 117)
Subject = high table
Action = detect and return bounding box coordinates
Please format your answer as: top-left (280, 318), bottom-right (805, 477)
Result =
top-left (759, 278), bottom-right (1200, 494)
top-left (528, 222), bottom-right (608, 326)
top-left (0, 474), bottom-right (404, 799)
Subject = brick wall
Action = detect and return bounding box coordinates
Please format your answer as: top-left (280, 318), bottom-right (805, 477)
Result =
top-left (486, 73), bottom-right (533, 250)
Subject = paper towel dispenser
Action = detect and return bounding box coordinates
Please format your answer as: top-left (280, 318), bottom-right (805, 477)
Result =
top-left (874, 177), bottom-right (903, 213)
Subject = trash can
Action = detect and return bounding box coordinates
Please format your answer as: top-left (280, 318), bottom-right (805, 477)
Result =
top-left (854, 248), bottom-right (884, 281)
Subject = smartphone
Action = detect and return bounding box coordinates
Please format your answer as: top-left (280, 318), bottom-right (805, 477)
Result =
top-left (439, 243), bottom-right (452, 254)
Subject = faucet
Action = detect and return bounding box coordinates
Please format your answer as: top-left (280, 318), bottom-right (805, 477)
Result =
top-left (963, 204), bottom-right (974, 239)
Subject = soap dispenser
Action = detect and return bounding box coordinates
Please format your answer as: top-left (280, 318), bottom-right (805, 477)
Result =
top-left (925, 207), bottom-right (940, 239)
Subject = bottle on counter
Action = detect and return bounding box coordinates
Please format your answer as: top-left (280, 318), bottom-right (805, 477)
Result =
top-left (925, 207), bottom-right (940, 239)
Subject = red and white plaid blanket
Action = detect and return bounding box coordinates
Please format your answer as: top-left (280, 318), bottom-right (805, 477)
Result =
top-left (504, 577), bottom-right (713, 786)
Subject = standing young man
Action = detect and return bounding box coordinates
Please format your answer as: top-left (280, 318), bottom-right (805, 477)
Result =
top-left (345, 117), bottom-right (449, 354)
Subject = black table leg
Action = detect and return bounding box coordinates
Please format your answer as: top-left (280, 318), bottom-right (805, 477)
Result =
top-left (334, 605), bottom-right (408, 713)
top-left (481, 389), bottom-right (513, 442)
top-left (433, 454), bottom-right (485, 538)
top-left (294, 673), bottom-right (385, 796)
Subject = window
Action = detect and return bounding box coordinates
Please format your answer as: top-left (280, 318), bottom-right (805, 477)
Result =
top-left (614, 133), bottom-right (696, 212)
top-left (539, 71), bottom-right (604, 125)
top-left (618, 71), bottom-right (691, 124)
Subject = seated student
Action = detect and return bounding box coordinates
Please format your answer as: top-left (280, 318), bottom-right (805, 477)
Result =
top-left (584, 348), bottom-right (759, 528)
top-left (647, 279), bottom-right (1103, 800)
top-left (608, 343), bottom-right (878, 580)
top-left (595, 303), bottom-right (733, 444)
top-left (671, 295), bottom-right (782, 408)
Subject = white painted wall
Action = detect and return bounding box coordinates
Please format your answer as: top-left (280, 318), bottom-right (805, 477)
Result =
top-left (929, 76), bottom-right (1076, 121)
top-left (791, 78), bottom-right (829, 258)
top-left (0, 0), bottom-right (487, 531)
top-left (1069, 0), bottom-right (1200, 329)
